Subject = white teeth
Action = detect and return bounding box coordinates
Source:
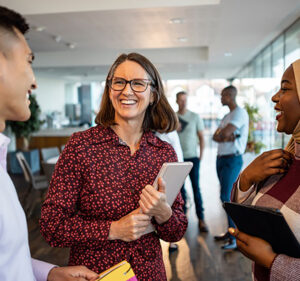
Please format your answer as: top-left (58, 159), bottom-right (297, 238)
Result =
top-left (121, 100), bottom-right (136, 105)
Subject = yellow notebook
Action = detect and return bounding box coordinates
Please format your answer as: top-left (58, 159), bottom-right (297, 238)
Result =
top-left (96, 260), bottom-right (137, 281)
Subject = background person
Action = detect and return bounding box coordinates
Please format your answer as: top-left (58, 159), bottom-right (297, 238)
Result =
top-left (40, 53), bottom-right (188, 281)
top-left (0, 6), bottom-right (98, 281)
top-left (176, 91), bottom-right (208, 232)
top-left (230, 59), bottom-right (300, 280)
top-left (213, 85), bottom-right (249, 250)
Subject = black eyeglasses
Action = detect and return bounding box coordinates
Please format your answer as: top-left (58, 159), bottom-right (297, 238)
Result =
top-left (109, 77), bottom-right (152, 93)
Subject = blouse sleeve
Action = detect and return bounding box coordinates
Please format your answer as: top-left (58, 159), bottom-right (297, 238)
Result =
top-left (152, 191), bottom-right (188, 242)
top-left (270, 254), bottom-right (300, 281)
top-left (40, 133), bottom-right (111, 248)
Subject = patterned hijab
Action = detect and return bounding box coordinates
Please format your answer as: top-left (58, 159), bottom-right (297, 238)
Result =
top-left (285, 59), bottom-right (300, 154)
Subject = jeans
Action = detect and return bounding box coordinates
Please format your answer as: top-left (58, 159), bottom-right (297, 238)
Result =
top-left (182, 157), bottom-right (204, 220)
top-left (216, 154), bottom-right (243, 233)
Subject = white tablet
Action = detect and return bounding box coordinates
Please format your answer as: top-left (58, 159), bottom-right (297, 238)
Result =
top-left (143, 162), bottom-right (193, 234)
top-left (152, 162), bottom-right (193, 205)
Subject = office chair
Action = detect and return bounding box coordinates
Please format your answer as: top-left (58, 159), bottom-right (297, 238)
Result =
top-left (16, 152), bottom-right (49, 218)
top-left (41, 161), bottom-right (55, 184)
top-left (40, 147), bottom-right (60, 162)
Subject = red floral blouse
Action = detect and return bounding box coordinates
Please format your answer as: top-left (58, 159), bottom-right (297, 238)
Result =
top-left (40, 125), bottom-right (187, 281)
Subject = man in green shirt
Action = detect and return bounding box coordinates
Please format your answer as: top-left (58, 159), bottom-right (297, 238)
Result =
top-left (176, 91), bottom-right (207, 232)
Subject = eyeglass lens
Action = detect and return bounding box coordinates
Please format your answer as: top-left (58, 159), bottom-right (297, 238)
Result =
top-left (111, 78), bottom-right (149, 92)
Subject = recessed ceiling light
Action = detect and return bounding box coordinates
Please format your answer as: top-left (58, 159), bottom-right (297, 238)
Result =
top-left (32, 25), bottom-right (46, 32)
top-left (178, 37), bottom-right (188, 42)
top-left (67, 43), bottom-right (76, 49)
top-left (54, 35), bottom-right (62, 43)
top-left (224, 52), bottom-right (232, 57)
top-left (169, 18), bottom-right (185, 24)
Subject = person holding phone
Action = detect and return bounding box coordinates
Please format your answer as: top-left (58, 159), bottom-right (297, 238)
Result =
top-left (230, 59), bottom-right (300, 280)
top-left (40, 53), bottom-right (188, 281)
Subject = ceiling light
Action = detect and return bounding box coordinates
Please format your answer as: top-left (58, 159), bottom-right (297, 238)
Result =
top-left (169, 18), bottom-right (185, 24)
top-left (67, 43), bottom-right (76, 49)
top-left (178, 37), bottom-right (188, 42)
top-left (54, 35), bottom-right (62, 43)
top-left (32, 25), bottom-right (46, 32)
top-left (224, 52), bottom-right (232, 57)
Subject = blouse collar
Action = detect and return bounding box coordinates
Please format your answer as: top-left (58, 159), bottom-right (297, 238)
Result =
top-left (90, 125), bottom-right (163, 148)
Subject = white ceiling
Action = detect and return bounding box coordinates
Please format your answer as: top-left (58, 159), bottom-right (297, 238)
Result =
top-left (1, 0), bottom-right (300, 81)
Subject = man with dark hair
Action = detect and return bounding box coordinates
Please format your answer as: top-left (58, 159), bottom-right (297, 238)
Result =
top-left (176, 91), bottom-right (208, 232)
top-left (0, 6), bottom-right (98, 281)
top-left (213, 85), bottom-right (249, 250)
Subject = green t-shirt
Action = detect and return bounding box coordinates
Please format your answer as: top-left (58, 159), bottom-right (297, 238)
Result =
top-left (177, 110), bottom-right (204, 159)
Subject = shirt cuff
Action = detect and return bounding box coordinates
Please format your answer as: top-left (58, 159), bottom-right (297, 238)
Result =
top-left (235, 179), bottom-right (256, 203)
top-left (31, 258), bottom-right (57, 281)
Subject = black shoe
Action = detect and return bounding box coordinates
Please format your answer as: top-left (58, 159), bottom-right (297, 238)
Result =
top-left (199, 219), bottom-right (209, 232)
top-left (214, 232), bottom-right (230, 241)
top-left (221, 238), bottom-right (237, 250)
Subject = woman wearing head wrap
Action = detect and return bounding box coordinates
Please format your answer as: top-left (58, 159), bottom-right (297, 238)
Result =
top-left (230, 59), bottom-right (300, 281)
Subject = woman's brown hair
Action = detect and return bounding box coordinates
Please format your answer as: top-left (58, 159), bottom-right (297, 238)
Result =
top-left (95, 53), bottom-right (178, 133)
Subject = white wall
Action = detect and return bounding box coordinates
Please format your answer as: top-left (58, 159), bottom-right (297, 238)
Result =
top-left (34, 74), bottom-right (66, 116)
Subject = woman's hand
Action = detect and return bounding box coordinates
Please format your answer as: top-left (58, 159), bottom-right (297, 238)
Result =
top-left (229, 228), bottom-right (277, 268)
top-left (108, 208), bottom-right (151, 242)
top-left (139, 178), bottom-right (172, 225)
top-left (240, 149), bottom-right (293, 191)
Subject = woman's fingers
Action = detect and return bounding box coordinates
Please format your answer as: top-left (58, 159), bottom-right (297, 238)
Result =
top-left (266, 149), bottom-right (293, 162)
top-left (157, 178), bottom-right (166, 193)
top-left (229, 228), bottom-right (248, 245)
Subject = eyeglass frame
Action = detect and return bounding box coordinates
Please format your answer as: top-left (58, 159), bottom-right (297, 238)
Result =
top-left (108, 77), bottom-right (153, 93)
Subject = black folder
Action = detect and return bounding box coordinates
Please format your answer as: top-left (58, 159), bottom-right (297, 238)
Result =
top-left (223, 202), bottom-right (300, 258)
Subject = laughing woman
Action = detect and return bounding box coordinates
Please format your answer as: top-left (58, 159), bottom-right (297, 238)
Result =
top-left (40, 53), bottom-right (187, 281)
top-left (230, 59), bottom-right (300, 281)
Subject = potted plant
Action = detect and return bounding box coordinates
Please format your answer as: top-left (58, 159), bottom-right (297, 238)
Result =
top-left (244, 102), bottom-right (265, 154)
top-left (7, 94), bottom-right (43, 151)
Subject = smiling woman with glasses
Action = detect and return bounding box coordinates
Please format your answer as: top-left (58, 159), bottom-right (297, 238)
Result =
top-left (40, 52), bottom-right (187, 281)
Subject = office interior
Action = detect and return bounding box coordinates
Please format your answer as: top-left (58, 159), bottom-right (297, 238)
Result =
top-left (2, 0), bottom-right (300, 280)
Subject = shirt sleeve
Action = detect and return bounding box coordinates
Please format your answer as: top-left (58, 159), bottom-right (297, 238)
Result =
top-left (40, 133), bottom-right (112, 248)
top-left (229, 108), bottom-right (249, 130)
top-left (196, 115), bottom-right (204, 132)
top-left (31, 258), bottom-right (56, 281)
top-left (270, 254), bottom-right (300, 281)
top-left (167, 131), bottom-right (184, 162)
top-left (231, 176), bottom-right (257, 204)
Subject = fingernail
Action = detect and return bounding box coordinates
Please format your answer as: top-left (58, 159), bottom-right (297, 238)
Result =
top-left (228, 227), bottom-right (235, 235)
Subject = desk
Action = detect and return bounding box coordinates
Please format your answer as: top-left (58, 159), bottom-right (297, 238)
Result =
top-left (20, 127), bottom-right (87, 151)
